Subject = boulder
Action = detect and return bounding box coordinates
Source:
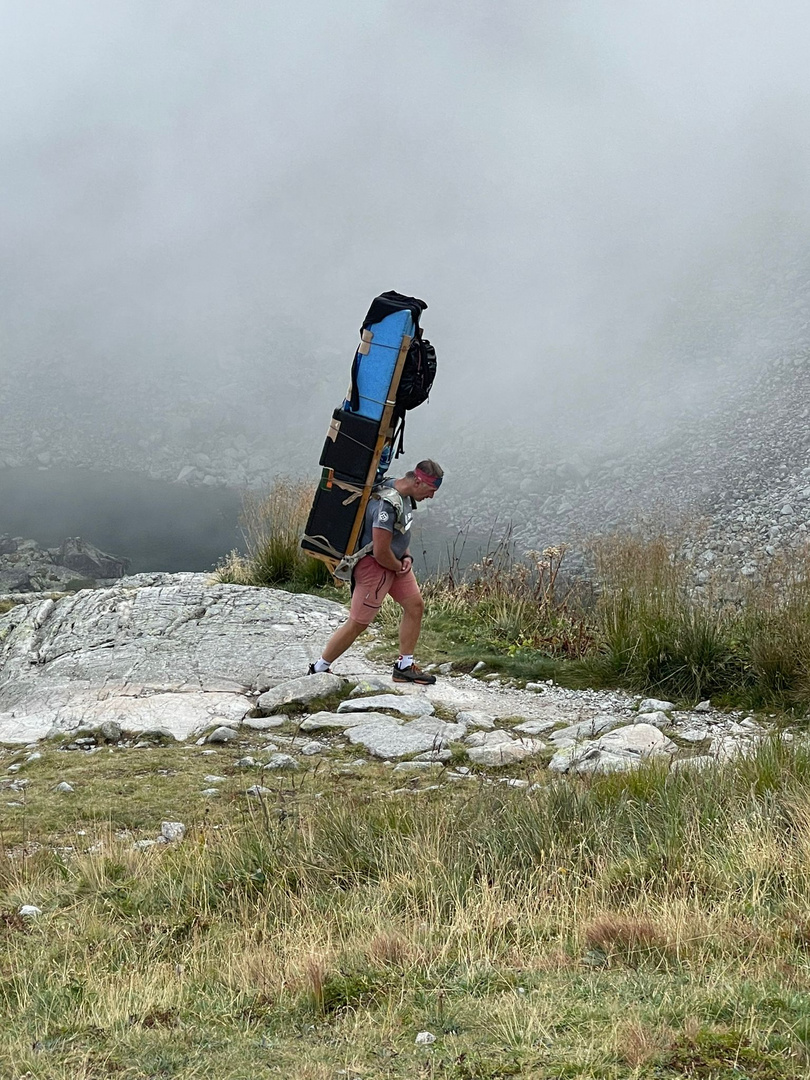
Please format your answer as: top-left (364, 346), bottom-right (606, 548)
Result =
top-left (548, 714), bottom-right (623, 747)
top-left (467, 737), bottom-right (543, 767)
top-left (257, 672), bottom-right (344, 713)
top-left (299, 710), bottom-right (399, 732)
top-left (0, 574), bottom-right (369, 743)
top-left (347, 717), bottom-right (460, 759)
top-left (337, 694), bottom-right (434, 717)
top-left (54, 537), bottom-right (130, 580)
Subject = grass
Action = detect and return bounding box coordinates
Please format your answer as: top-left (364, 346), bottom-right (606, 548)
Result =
top-left (3, 736), bottom-right (810, 1077)
top-left (214, 478), bottom-right (334, 592)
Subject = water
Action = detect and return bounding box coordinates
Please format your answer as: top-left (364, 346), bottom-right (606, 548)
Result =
top-left (0, 469), bottom-right (243, 573)
top-left (0, 467), bottom-right (485, 579)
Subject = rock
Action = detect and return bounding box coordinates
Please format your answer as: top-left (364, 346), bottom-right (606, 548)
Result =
top-left (638, 698), bottom-right (675, 713)
top-left (464, 729), bottom-right (513, 748)
top-left (349, 676), bottom-right (395, 696)
top-left (242, 717), bottom-right (286, 731)
top-left (257, 672), bottom-right (344, 714)
top-left (54, 781), bottom-right (74, 793)
top-left (348, 718), bottom-right (460, 759)
top-left (263, 753), bottom-right (299, 770)
top-left (55, 537), bottom-right (130, 580)
top-left (514, 717), bottom-right (560, 735)
top-left (524, 682), bottom-right (545, 692)
top-left (132, 839), bottom-right (158, 850)
top-left (299, 740), bottom-right (326, 756)
top-left (414, 748), bottom-right (452, 762)
top-left (676, 727), bottom-right (710, 743)
top-left (235, 756), bottom-right (256, 767)
top-left (467, 738), bottom-right (542, 766)
top-left (597, 723), bottom-right (676, 756)
top-left (160, 821), bottom-right (186, 843)
top-left (551, 723), bottom-right (676, 774)
top-left (456, 710), bottom-right (495, 730)
top-left (471, 662), bottom-right (486, 673)
top-left (19, 905), bottom-right (42, 917)
top-left (407, 716), bottom-right (467, 740)
top-left (299, 710), bottom-right (400, 732)
top-left (207, 726), bottom-right (240, 744)
top-left (337, 694), bottom-right (434, 717)
top-left (246, 785), bottom-right (272, 796)
top-left (98, 720), bottom-right (122, 742)
top-left (637, 710), bottom-right (670, 729)
top-left (0, 575), bottom-right (353, 743)
top-left (415, 1031), bottom-right (437, 1046)
top-left (548, 714), bottom-right (623, 746)
top-left (203, 775), bottom-right (227, 783)
top-left (393, 761), bottom-right (442, 772)
top-left (695, 699), bottom-right (711, 712)
top-left (437, 662), bottom-right (453, 675)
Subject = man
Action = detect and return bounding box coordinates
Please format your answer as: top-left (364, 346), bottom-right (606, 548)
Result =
top-left (308, 459), bottom-right (443, 684)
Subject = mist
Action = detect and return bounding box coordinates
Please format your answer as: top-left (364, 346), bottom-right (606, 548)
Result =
top-left (3, 0), bottom-right (810, 547)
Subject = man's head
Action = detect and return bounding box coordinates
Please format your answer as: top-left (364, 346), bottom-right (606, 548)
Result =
top-left (401, 459), bottom-right (444, 501)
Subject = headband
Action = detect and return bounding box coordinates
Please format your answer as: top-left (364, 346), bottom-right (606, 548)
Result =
top-left (414, 467), bottom-right (442, 489)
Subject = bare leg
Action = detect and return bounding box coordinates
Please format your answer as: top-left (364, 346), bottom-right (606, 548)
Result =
top-left (398, 593), bottom-right (425, 656)
top-left (322, 618), bottom-right (368, 664)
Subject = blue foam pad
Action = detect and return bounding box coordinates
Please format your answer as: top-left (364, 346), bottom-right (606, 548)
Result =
top-left (348, 309), bottom-right (415, 420)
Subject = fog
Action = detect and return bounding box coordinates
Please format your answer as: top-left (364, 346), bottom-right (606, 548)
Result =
top-left (3, 1), bottom-right (810, 494)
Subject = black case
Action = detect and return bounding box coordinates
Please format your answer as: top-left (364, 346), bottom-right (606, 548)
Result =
top-left (318, 408), bottom-right (379, 482)
top-left (301, 472), bottom-right (366, 560)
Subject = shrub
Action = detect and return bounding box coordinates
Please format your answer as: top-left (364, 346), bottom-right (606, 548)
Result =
top-left (215, 478), bottom-right (332, 590)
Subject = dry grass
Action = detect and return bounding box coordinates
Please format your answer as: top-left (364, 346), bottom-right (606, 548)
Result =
top-left (214, 477), bottom-right (331, 590)
top-left (3, 738), bottom-right (810, 1075)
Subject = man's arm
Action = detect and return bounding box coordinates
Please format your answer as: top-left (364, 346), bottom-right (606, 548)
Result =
top-left (372, 527), bottom-right (408, 573)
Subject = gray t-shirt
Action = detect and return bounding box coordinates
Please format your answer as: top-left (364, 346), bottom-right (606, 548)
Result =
top-left (360, 493), bottom-right (414, 561)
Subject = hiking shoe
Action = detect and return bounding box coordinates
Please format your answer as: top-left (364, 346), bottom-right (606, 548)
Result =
top-left (307, 663), bottom-right (331, 675)
top-left (392, 663), bottom-right (436, 685)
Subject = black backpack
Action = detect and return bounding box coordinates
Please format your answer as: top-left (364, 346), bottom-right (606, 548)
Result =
top-left (397, 334), bottom-right (437, 412)
top-left (391, 332), bottom-right (437, 456)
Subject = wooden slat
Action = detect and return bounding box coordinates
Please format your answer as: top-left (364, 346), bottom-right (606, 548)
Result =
top-left (340, 333), bottom-right (412, 565)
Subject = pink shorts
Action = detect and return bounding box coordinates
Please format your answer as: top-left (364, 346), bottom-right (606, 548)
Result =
top-left (349, 555), bottom-right (421, 625)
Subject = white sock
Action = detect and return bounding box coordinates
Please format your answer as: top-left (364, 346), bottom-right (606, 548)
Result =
top-left (397, 654), bottom-right (414, 670)
top-left (313, 658), bottom-right (331, 672)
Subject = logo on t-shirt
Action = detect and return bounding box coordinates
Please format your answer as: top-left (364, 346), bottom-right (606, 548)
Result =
top-left (378, 510), bottom-right (389, 522)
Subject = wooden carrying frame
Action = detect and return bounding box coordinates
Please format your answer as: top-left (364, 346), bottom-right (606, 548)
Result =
top-left (305, 333), bottom-right (412, 580)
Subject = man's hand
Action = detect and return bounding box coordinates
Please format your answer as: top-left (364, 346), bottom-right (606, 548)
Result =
top-left (398, 555), bottom-right (413, 575)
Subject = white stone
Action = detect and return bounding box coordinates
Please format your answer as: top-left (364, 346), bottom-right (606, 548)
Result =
top-left (514, 717), bottom-right (559, 735)
top-left (338, 694), bottom-right (434, 717)
top-left (638, 698), bottom-right (674, 713)
top-left (349, 676), bottom-right (395, 696)
top-left (160, 821), bottom-right (186, 843)
top-left (637, 710), bottom-right (670, 729)
top-left (456, 710), bottom-right (495, 730)
top-left (299, 710), bottom-right (401, 732)
top-left (464, 729), bottom-right (514, 748)
top-left (548, 714), bottom-right (623, 746)
top-left (54, 781), bottom-right (74, 793)
top-left (263, 753), bottom-right (299, 770)
top-left (257, 672), bottom-right (344, 714)
top-left (415, 1031), bottom-right (437, 1045)
top-left (467, 738), bottom-right (542, 767)
top-left (348, 718), bottom-right (460, 759)
top-left (207, 726), bottom-right (240, 744)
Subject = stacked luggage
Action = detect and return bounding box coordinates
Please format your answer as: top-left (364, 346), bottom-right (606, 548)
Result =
top-left (301, 291), bottom-right (436, 576)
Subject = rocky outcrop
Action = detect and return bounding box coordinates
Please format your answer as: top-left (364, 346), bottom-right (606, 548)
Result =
top-left (0, 535), bottom-right (130, 593)
top-left (0, 574), bottom-right (361, 742)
